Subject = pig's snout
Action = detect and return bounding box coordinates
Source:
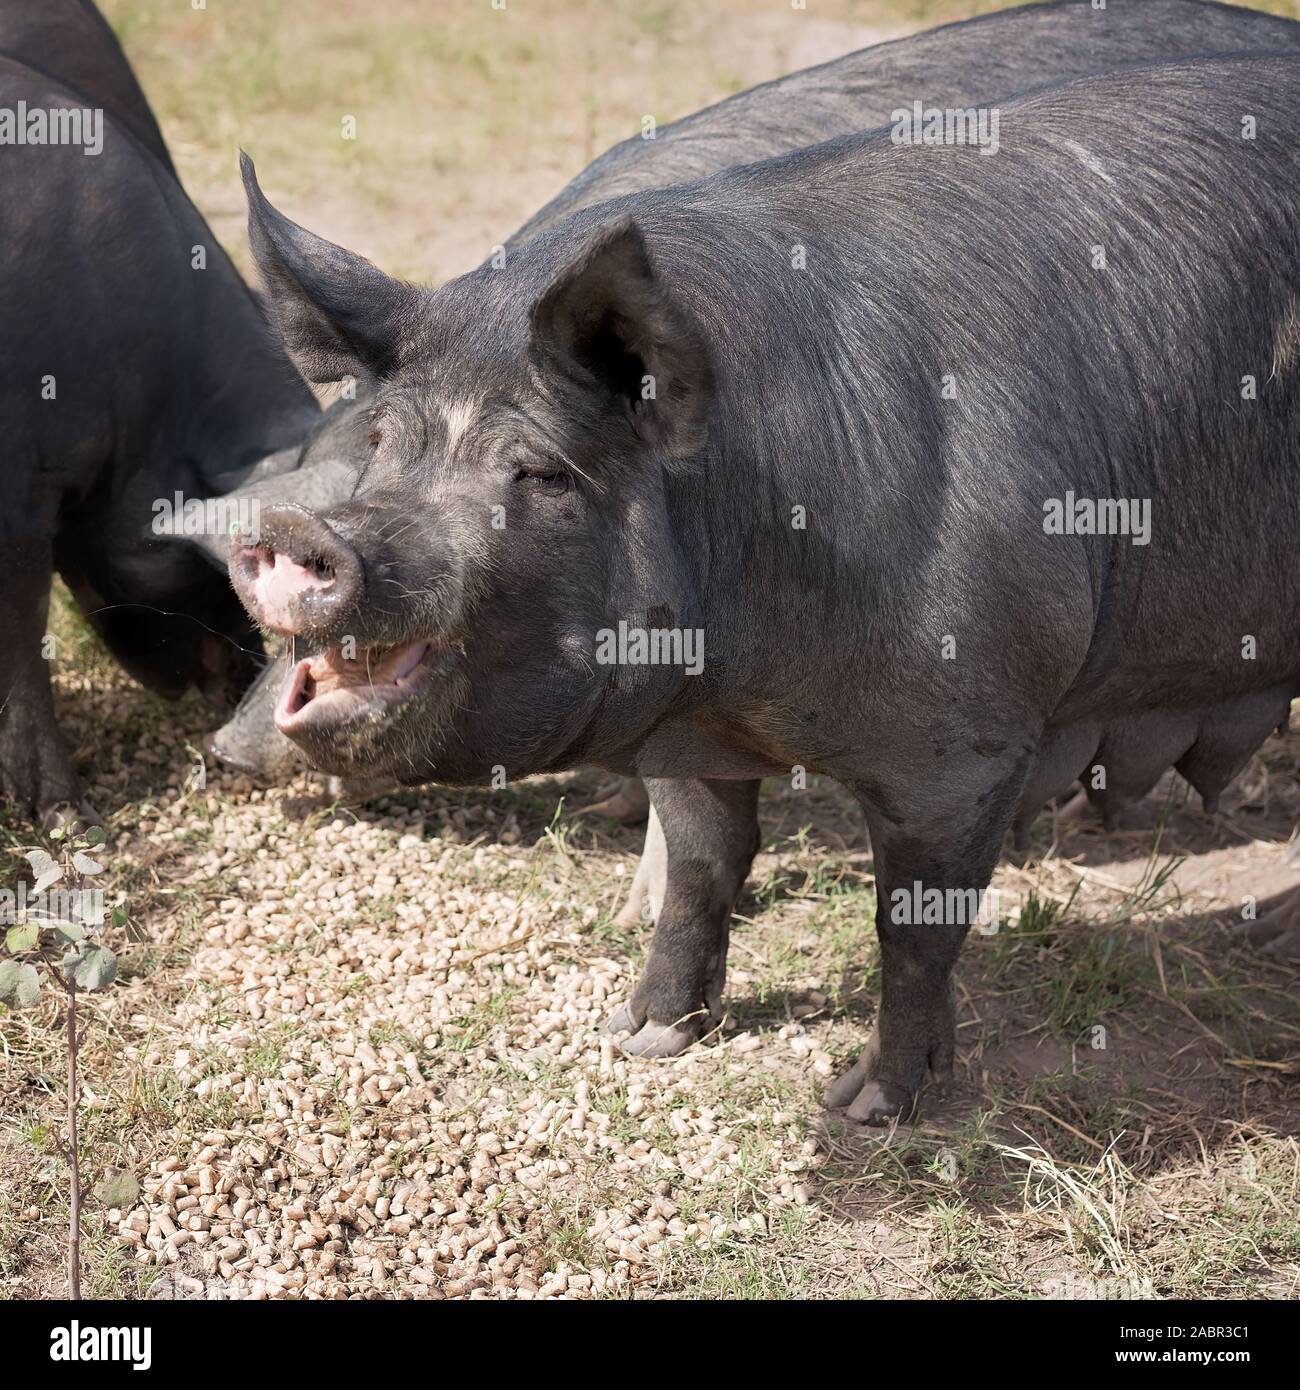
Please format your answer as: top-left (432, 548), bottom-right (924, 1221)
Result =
top-left (229, 505), bottom-right (362, 639)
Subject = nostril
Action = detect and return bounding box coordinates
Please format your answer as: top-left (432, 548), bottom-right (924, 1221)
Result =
top-left (270, 551), bottom-right (332, 593)
top-left (229, 504), bottom-right (362, 639)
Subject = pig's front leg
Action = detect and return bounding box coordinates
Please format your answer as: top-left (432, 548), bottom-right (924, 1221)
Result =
top-left (0, 540), bottom-right (90, 827)
top-left (827, 787), bottom-right (1015, 1124)
top-left (607, 777), bottom-right (760, 1057)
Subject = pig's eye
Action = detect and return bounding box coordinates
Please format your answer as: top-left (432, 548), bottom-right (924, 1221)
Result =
top-left (515, 465), bottom-right (570, 494)
top-left (368, 428), bottom-right (383, 450)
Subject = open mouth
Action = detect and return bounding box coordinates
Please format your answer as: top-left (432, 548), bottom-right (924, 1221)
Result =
top-left (274, 638), bottom-right (439, 735)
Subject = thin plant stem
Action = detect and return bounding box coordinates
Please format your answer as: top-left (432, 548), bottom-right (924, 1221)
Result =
top-left (67, 981), bottom-right (81, 1300)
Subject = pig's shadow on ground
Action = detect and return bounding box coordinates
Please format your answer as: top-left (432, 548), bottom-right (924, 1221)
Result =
top-left (807, 895), bottom-right (1297, 1222)
top-left (266, 756), bottom-right (1296, 881)
top-left (1022, 794), bottom-right (1295, 871)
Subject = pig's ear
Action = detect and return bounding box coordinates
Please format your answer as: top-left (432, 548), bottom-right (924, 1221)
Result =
top-left (241, 152), bottom-right (410, 386)
top-left (529, 218), bottom-right (714, 460)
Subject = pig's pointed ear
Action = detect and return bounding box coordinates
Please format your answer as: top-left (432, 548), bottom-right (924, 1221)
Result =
top-left (241, 152), bottom-right (410, 386)
top-left (528, 218), bottom-right (714, 460)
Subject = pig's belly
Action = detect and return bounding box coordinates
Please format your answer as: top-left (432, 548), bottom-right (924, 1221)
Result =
top-left (626, 686), bottom-right (1294, 824)
top-left (1019, 685), bottom-right (1293, 824)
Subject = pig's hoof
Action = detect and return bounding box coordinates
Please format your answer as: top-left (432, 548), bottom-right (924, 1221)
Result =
top-left (843, 1080), bottom-right (917, 1126)
top-left (825, 1037), bottom-right (921, 1126)
top-left (605, 1002), bottom-right (643, 1036)
top-left (620, 1019), bottom-right (699, 1059)
top-left (605, 999), bottom-right (706, 1057)
top-left (613, 897), bottom-right (646, 930)
top-left (825, 1033), bottom-right (883, 1108)
top-left (825, 1058), bottom-right (869, 1110)
top-left (1242, 918), bottom-right (1300, 961)
top-left (1237, 891), bottom-right (1300, 960)
top-left (1262, 930), bottom-right (1300, 961)
top-left (40, 801), bottom-right (102, 837)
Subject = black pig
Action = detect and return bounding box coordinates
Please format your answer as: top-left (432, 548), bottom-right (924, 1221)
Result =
top-left (231, 57), bottom-right (1300, 1121)
top-left (0, 0), bottom-right (173, 172)
top-left (208, 0), bottom-right (1300, 853)
top-left (0, 18), bottom-right (362, 824)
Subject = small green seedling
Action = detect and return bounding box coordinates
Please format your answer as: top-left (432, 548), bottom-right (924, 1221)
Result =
top-left (1, 823), bottom-right (124, 1298)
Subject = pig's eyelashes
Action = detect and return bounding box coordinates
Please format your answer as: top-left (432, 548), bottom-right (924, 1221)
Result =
top-left (514, 465), bottom-right (571, 494)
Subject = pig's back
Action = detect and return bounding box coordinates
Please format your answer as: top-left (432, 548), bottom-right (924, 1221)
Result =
top-left (0, 0), bottom-right (173, 174)
top-left (0, 57), bottom-right (282, 511)
top-left (511, 0), bottom-right (1300, 246)
top-left (574, 56), bottom-right (1300, 777)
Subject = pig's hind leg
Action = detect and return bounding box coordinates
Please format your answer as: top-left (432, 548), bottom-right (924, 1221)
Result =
top-left (1240, 883), bottom-right (1300, 961)
top-left (580, 775), bottom-right (651, 825)
top-left (828, 764), bottom-right (1025, 1125)
top-left (607, 778), bottom-right (759, 1057)
top-left (0, 537), bottom-right (92, 827)
top-left (613, 805), bottom-right (666, 930)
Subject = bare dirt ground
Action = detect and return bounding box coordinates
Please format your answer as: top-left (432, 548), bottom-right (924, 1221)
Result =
top-left (105, 0), bottom-right (909, 285)
top-left (2, 0), bottom-right (1298, 1300)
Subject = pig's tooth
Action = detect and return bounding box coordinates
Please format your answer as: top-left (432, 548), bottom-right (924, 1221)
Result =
top-left (390, 642), bottom-right (431, 686)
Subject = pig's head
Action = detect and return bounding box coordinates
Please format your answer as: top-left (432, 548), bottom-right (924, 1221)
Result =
top-left (133, 393), bottom-right (372, 714)
top-left (62, 541), bottom-right (262, 713)
top-left (202, 641), bottom-right (303, 779)
top-left (229, 156), bottom-right (715, 786)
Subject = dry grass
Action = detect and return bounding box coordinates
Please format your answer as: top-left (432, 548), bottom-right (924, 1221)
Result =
top-left (99, 0), bottom-right (1300, 286)
top-left (98, 0), bottom-right (914, 284)
top-left (2, 0), bottom-right (1299, 1300)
